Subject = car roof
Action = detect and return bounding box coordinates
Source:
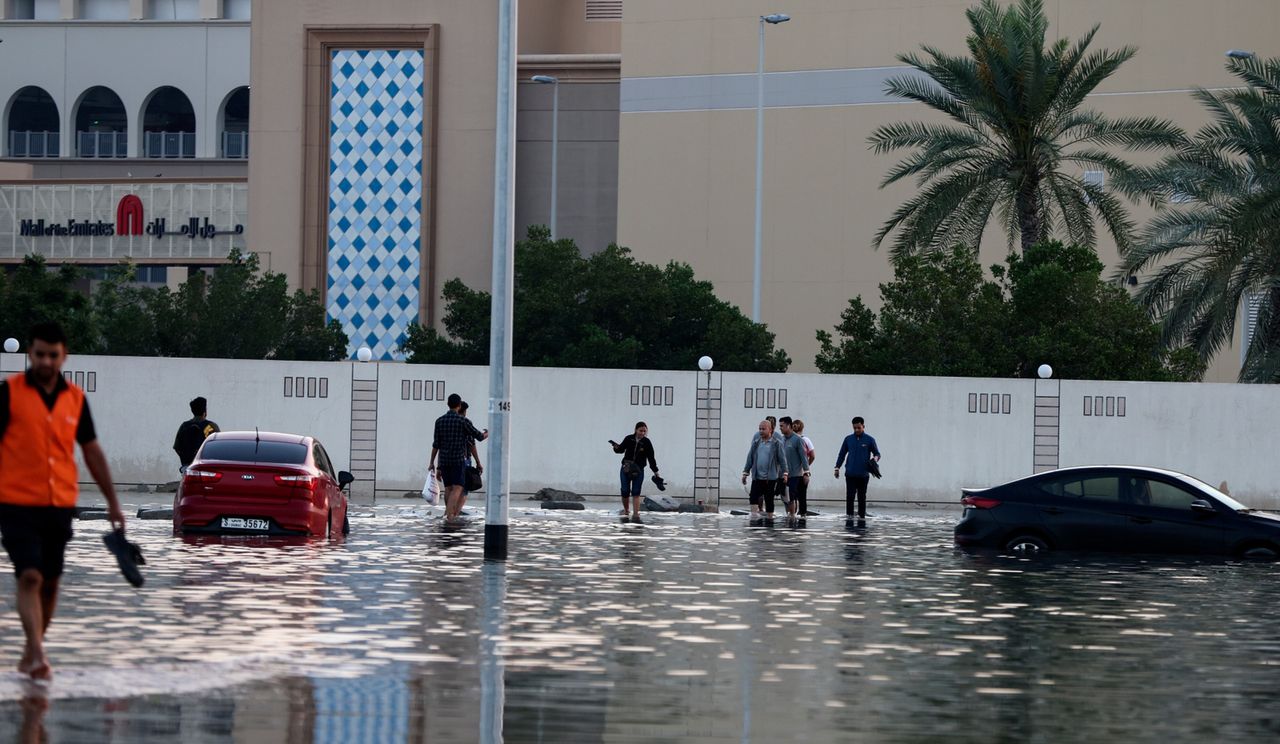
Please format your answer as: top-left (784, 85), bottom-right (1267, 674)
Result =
top-left (206, 431), bottom-right (310, 445)
top-left (1032, 465), bottom-right (1195, 479)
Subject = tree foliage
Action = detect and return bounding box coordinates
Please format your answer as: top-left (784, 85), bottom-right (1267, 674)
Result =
top-left (870, 0), bottom-right (1182, 260)
top-left (0, 250), bottom-right (348, 360)
top-left (401, 226), bottom-right (790, 371)
top-left (1121, 55), bottom-right (1280, 383)
top-left (817, 241), bottom-right (1201, 381)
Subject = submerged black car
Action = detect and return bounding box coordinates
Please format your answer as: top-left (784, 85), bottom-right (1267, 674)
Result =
top-left (954, 466), bottom-right (1280, 557)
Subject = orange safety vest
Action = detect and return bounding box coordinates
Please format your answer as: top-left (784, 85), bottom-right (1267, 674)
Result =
top-left (0, 373), bottom-right (84, 508)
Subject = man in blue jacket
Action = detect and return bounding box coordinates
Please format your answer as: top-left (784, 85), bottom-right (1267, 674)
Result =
top-left (834, 417), bottom-right (880, 519)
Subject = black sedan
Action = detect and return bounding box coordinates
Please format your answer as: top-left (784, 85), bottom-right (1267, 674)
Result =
top-left (954, 466), bottom-right (1280, 557)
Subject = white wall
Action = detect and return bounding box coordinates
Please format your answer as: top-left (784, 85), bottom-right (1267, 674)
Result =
top-left (1, 352), bottom-right (1276, 508)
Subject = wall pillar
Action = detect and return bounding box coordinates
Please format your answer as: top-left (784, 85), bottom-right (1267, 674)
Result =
top-left (694, 370), bottom-right (722, 507)
top-left (349, 362), bottom-right (379, 501)
top-left (1033, 378), bottom-right (1060, 473)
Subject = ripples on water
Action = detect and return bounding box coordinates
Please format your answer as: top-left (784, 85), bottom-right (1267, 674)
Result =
top-left (1, 503), bottom-right (1279, 742)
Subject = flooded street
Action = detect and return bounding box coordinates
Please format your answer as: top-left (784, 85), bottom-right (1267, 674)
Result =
top-left (3, 502), bottom-right (1280, 742)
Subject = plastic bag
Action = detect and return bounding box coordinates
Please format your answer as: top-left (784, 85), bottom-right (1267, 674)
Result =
top-left (422, 469), bottom-right (441, 505)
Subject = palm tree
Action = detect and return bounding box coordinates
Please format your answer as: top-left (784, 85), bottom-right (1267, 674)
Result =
top-left (1122, 56), bottom-right (1280, 383)
top-left (870, 0), bottom-right (1182, 261)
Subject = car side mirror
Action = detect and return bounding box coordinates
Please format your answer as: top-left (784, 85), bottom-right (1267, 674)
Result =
top-left (1190, 499), bottom-right (1216, 515)
top-left (338, 471), bottom-right (355, 489)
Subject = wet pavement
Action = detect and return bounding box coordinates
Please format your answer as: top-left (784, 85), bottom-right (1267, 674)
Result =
top-left (2, 501), bottom-right (1280, 742)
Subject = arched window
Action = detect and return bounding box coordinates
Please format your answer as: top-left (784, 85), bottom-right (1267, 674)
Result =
top-left (219, 86), bottom-right (250, 158)
top-left (5, 86), bottom-right (59, 157)
top-left (142, 86), bottom-right (196, 158)
top-left (74, 86), bottom-right (128, 158)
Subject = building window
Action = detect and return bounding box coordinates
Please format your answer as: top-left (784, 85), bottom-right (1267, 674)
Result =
top-left (144, 0), bottom-right (199, 19)
top-left (74, 86), bottom-right (129, 158)
top-left (5, 86), bottom-right (60, 158)
top-left (80, 0), bottom-right (129, 20)
top-left (143, 86), bottom-right (197, 158)
top-left (223, 0), bottom-right (250, 19)
top-left (585, 0), bottom-right (622, 21)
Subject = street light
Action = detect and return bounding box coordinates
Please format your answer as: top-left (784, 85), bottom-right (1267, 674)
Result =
top-left (532, 75), bottom-right (560, 240)
top-left (753, 13), bottom-right (790, 323)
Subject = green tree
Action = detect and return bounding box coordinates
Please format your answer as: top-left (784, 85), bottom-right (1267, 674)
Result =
top-left (0, 256), bottom-right (95, 350)
top-left (89, 263), bottom-right (164, 356)
top-left (1121, 55), bottom-right (1280, 383)
top-left (815, 246), bottom-right (1011, 375)
top-left (1003, 241), bottom-right (1188, 380)
top-left (401, 226), bottom-right (790, 371)
top-left (817, 241), bottom-right (1199, 381)
top-left (870, 0), bottom-right (1181, 260)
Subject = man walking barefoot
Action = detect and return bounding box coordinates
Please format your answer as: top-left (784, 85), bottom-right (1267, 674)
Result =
top-left (429, 393), bottom-right (488, 524)
top-left (0, 322), bottom-right (125, 680)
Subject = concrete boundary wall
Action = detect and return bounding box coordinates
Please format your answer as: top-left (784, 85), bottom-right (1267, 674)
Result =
top-left (0, 352), bottom-right (1275, 508)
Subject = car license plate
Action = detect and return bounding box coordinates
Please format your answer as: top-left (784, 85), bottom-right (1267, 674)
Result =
top-left (221, 517), bottom-right (270, 531)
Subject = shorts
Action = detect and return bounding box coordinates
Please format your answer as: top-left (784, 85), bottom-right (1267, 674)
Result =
top-left (0, 505), bottom-right (75, 579)
top-left (787, 478), bottom-right (805, 500)
top-left (439, 463), bottom-right (466, 488)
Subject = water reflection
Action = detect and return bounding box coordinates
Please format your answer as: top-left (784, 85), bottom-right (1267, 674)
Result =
top-left (0, 507), bottom-right (1277, 741)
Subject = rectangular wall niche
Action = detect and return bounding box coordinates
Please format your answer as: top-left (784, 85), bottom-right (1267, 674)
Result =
top-left (283, 376), bottom-right (330, 399)
top-left (62, 370), bottom-right (98, 392)
top-left (968, 392), bottom-right (1011, 414)
top-left (630, 385), bottom-right (674, 406)
top-left (743, 388), bottom-right (788, 409)
top-left (401, 379), bottom-right (447, 401)
top-left (1083, 395), bottom-right (1126, 417)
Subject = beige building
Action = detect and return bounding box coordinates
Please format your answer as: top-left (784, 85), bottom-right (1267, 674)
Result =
top-left (616, 0), bottom-right (1278, 380)
top-left (248, 0), bottom-right (621, 358)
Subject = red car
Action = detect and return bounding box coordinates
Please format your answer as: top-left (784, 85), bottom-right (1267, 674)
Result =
top-left (173, 431), bottom-right (353, 537)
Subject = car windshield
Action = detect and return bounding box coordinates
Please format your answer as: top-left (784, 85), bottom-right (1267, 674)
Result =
top-left (199, 440), bottom-right (307, 465)
top-left (1171, 472), bottom-right (1251, 511)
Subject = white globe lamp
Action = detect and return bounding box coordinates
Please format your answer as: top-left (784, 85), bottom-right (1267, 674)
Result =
top-left (1037, 363), bottom-right (1053, 379)
top-left (2, 338), bottom-right (17, 354)
top-left (356, 346), bottom-right (373, 363)
top-left (698, 355), bottom-right (713, 372)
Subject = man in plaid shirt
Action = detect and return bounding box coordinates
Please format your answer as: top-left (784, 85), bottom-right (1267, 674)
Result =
top-left (430, 393), bottom-right (488, 523)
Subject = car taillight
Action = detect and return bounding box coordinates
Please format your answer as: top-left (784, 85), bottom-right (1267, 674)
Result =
top-left (962, 496), bottom-right (1001, 509)
top-left (184, 469), bottom-right (222, 484)
top-left (275, 474), bottom-right (319, 489)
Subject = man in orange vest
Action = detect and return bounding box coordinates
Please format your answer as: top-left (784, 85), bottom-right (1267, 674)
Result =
top-left (0, 321), bottom-right (124, 680)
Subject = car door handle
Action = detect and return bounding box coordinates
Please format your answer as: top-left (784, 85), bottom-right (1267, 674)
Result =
top-left (1129, 516), bottom-right (1152, 524)
top-left (1040, 507), bottom-right (1063, 515)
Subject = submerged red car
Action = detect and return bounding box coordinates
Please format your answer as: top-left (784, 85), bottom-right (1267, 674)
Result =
top-left (173, 431), bottom-right (353, 537)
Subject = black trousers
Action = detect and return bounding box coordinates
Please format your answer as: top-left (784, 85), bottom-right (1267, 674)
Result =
top-left (794, 477), bottom-right (808, 515)
top-left (845, 475), bottom-right (870, 517)
top-left (750, 479), bottom-right (780, 513)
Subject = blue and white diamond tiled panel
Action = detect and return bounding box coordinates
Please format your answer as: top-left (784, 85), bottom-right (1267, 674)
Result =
top-left (327, 49), bottom-right (424, 360)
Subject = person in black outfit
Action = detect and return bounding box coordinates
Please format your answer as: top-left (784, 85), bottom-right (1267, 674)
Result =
top-left (173, 396), bottom-right (219, 473)
top-left (430, 393), bottom-right (488, 524)
top-left (610, 422), bottom-right (660, 519)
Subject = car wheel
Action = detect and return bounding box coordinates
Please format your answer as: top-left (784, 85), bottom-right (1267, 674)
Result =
top-left (1004, 534), bottom-right (1049, 555)
top-left (1238, 543), bottom-right (1279, 559)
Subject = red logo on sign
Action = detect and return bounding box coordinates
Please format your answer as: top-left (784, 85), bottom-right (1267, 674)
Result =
top-left (116, 195), bottom-right (144, 236)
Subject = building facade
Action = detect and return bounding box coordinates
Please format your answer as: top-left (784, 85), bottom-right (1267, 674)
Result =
top-left (616, 0), bottom-right (1278, 381)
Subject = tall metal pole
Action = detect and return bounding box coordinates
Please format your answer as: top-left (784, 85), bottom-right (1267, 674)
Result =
top-left (485, 0), bottom-right (517, 562)
top-left (752, 17), bottom-right (765, 324)
top-left (549, 79), bottom-right (559, 241)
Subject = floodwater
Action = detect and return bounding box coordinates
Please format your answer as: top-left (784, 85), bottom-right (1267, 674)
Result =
top-left (3, 502), bottom-right (1280, 743)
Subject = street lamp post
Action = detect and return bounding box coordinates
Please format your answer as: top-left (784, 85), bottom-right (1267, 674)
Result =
top-left (752, 13), bottom-right (790, 324)
top-left (532, 75), bottom-right (560, 240)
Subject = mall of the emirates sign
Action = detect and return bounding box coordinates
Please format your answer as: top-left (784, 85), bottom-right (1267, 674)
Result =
top-left (0, 182), bottom-right (248, 261)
